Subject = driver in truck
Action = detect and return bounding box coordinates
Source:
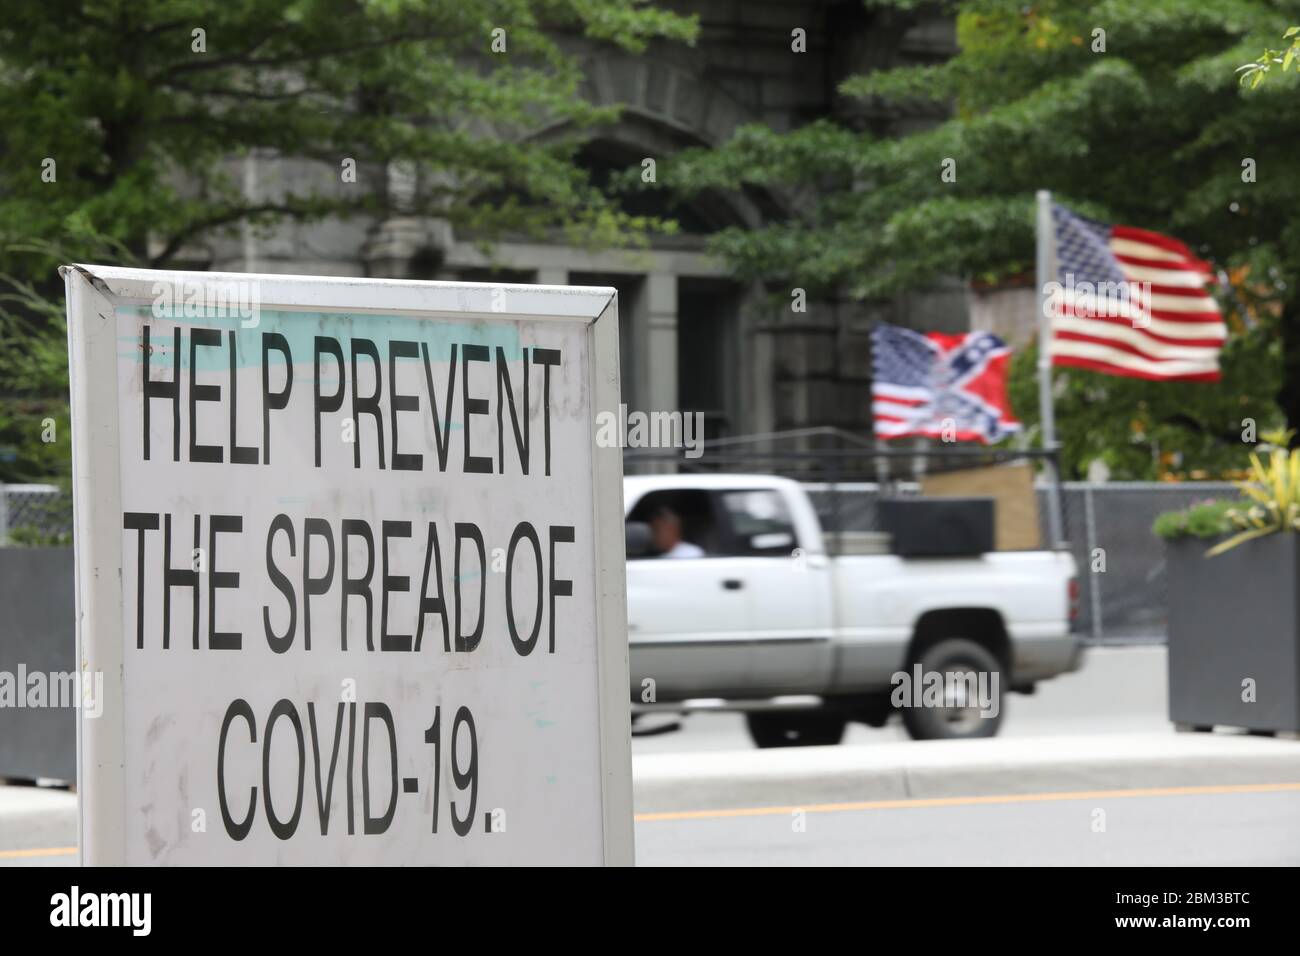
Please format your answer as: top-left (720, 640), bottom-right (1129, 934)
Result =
top-left (649, 506), bottom-right (704, 559)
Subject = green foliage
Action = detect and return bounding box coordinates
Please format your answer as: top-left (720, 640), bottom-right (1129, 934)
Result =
top-left (6, 526), bottom-right (73, 548)
top-left (0, 402), bottom-right (71, 482)
top-left (0, 0), bottom-right (697, 264)
top-left (0, 0), bottom-right (697, 481)
top-left (1153, 499), bottom-right (1235, 540)
top-left (1238, 25), bottom-right (1300, 86)
top-left (1203, 430), bottom-right (1300, 553)
top-left (1151, 429), bottom-right (1300, 553)
top-left (666, 0), bottom-right (1300, 473)
top-left (0, 237), bottom-right (86, 481)
top-left (2, 479), bottom-right (73, 547)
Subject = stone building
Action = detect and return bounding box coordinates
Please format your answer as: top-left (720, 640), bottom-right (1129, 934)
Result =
top-left (196, 2), bottom-right (965, 441)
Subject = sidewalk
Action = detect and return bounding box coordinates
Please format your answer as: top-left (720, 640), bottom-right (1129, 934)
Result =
top-left (633, 732), bottom-right (1300, 814)
top-left (6, 730), bottom-right (1300, 862)
top-left (0, 783), bottom-right (76, 861)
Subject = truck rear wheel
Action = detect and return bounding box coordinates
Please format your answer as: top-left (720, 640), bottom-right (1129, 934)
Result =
top-left (746, 711), bottom-right (846, 748)
top-left (901, 638), bottom-right (1004, 741)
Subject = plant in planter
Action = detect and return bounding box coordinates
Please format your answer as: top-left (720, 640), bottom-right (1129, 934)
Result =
top-left (1153, 433), bottom-right (1300, 734)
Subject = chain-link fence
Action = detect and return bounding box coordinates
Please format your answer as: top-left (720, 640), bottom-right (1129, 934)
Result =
top-left (0, 483), bottom-right (73, 546)
top-left (1049, 482), bottom-right (1236, 645)
top-left (805, 479), bottom-right (1234, 645)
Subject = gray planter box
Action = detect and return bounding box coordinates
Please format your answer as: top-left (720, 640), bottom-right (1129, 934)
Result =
top-left (1166, 534), bottom-right (1300, 733)
top-left (0, 547), bottom-right (76, 781)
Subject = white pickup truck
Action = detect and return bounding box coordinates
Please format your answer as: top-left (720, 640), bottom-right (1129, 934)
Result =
top-left (623, 474), bottom-right (1082, 746)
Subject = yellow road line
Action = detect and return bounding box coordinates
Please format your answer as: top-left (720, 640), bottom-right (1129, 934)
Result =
top-left (8, 782), bottom-right (1300, 849)
top-left (635, 781), bottom-right (1300, 822)
top-left (0, 845), bottom-right (77, 860)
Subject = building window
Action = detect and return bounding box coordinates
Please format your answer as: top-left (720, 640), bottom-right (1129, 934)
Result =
top-left (678, 279), bottom-right (740, 441)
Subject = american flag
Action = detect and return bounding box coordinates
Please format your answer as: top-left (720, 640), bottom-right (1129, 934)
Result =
top-left (1047, 203), bottom-right (1226, 381)
top-left (871, 322), bottom-right (1021, 444)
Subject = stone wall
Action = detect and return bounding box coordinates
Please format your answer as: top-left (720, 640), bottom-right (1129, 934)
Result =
top-left (188, 1), bottom-right (962, 439)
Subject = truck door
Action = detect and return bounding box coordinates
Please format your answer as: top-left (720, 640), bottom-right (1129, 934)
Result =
top-left (625, 488), bottom-right (754, 699)
top-left (712, 488), bottom-right (836, 695)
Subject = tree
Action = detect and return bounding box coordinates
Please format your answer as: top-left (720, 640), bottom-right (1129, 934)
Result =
top-left (0, 0), bottom-right (696, 480)
top-left (1239, 24), bottom-right (1300, 85)
top-left (664, 0), bottom-right (1300, 479)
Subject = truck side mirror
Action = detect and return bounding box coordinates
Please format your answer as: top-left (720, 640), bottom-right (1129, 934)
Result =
top-left (625, 521), bottom-right (654, 559)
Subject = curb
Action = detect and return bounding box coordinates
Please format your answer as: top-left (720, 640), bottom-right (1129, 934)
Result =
top-left (631, 733), bottom-right (1300, 814)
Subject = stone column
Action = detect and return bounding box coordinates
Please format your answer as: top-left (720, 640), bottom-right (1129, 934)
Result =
top-left (362, 160), bottom-right (453, 279)
top-left (645, 272), bottom-right (678, 415)
top-left (742, 285), bottom-right (775, 435)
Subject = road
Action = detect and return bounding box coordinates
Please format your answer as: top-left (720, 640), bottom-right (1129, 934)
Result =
top-left (631, 645), bottom-right (1170, 754)
top-left (0, 785), bottom-right (75, 866)
top-left (7, 645), bottom-right (1299, 866)
top-left (635, 788), bottom-right (1300, 866)
top-left (632, 645), bottom-right (1299, 864)
top-left (8, 783), bottom-right (1298, 866)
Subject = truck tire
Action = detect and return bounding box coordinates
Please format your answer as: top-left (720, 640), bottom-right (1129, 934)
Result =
top-left (746, 711), bottom-right (847, 748)
top-left (901, 638), bottom-right (1004, 741)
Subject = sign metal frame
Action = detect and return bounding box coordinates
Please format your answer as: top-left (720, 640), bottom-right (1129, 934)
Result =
top-left (62, 264), bottom-right (633, 866)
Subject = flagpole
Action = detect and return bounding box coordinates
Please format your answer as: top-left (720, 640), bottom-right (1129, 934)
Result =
top-left (1036, 189), bottom-right (1065, 548)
